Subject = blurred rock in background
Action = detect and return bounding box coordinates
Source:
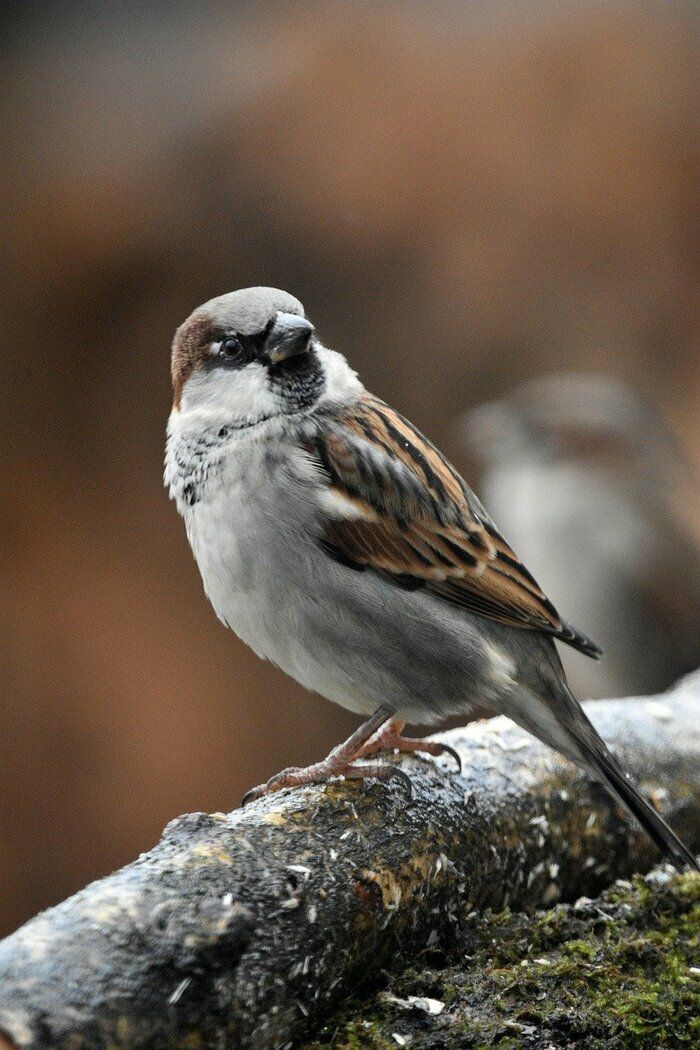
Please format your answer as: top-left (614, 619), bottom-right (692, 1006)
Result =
top-left (461, 373), bottom-right (700, 699)
top-left (1, 0), bottom-right (698, 935)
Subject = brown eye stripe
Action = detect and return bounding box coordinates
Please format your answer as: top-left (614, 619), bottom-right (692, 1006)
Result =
top-left (170, 315), bottom-right (217, 409)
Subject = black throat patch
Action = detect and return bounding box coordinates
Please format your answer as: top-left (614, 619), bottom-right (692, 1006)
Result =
top-left (267, 347), bottom-right (325, 412)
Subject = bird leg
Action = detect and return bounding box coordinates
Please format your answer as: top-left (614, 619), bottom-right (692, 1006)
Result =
top-left (355, 717), bottom-right (463, 772)
top-left (241, 706), bottom-right (411, 805)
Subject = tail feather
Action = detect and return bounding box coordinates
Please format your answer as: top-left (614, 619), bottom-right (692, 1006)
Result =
top-left (579, 739), bottom-right (698, 872)
top-left (559, 618), bottom-right (603, 659)
top-left (504, 658), bottom-right (695, 871)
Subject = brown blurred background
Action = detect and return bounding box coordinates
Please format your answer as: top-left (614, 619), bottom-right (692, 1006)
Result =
top-left (1, 1), bottom-right (698, 936)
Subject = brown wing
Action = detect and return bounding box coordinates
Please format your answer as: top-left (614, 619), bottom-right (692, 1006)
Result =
top-left (309, 394), bottom-right (601, 658)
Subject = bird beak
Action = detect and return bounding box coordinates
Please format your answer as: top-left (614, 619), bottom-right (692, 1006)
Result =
top-left (265, 312), bottom-right (315, 364)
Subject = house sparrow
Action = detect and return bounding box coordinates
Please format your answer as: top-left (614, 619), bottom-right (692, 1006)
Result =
top-left (461, 374), bottom-right (700, 700)
top-left (164, 288), bottom-right (697, 871)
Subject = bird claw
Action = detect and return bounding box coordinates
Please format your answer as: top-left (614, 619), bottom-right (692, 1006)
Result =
top-left (358, 729), bottom-right (463, 775)
top-left (241, 766), bottom-right (302, 805)
top-left (406, 738), bottom-right (462, 774)
top-left (241, 784), bottom-right (265, 806)
top-left (344, 761), bottom-right (413, 800)
top-left (240, 759), bottom-right (413, 806)
top-left (433, 740), bottom-right (463, 774)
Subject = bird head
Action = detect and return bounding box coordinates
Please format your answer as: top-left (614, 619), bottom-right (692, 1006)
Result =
top-left (170, 286), bottom-right (357, 429)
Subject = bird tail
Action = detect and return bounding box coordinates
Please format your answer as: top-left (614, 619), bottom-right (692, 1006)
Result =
top-left (558, 618), bottom-right (603, 659)
top-left (575, 733), bottom-right (698, 873)
top-left (514, 674), bottom-right (698, 872)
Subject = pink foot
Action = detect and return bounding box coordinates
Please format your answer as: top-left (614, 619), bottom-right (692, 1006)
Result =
top-left (241, 758), bottom-right (410, 805)
top-left (240, 706), bottom-right (409, 805)
top-left (356, 718), bottom-right (462, 772)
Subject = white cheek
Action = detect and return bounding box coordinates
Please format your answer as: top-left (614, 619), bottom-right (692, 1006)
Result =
top-left (180, 362), bottom-right (280, 426)
top-left (314, 346), bottom-right (363, 408)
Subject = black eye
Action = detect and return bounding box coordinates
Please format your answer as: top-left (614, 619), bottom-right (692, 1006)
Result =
top-left (220, 336), bottom-right (243, 359)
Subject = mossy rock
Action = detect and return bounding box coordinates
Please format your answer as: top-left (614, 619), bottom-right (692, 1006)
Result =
top-left (302, 868), bottom-right (700, 1049)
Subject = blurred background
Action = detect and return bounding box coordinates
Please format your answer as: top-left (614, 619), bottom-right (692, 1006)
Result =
top-left (1, 0), bottom-right (698, 936)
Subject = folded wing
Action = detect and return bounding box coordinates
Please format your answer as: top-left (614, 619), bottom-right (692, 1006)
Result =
top-left (309, 394), bottom-right (601, 658)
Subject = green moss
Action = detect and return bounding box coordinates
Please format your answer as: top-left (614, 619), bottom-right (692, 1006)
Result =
top-left (301, 868), bottom-right (700, 1049)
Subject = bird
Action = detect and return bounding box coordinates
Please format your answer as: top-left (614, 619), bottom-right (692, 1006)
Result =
top-left (461, 374), bottom-right (700, 700)
top-left (164, 287), bottom-right (697, 872)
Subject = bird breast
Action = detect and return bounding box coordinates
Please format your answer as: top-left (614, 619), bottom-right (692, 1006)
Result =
top-left (168, 425), bottom-right (325, 665)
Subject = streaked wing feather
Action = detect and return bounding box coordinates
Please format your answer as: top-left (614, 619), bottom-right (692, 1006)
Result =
top-left (310, 394), bottom-right (602, 658)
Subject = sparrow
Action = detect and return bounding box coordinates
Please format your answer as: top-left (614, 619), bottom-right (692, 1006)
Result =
top-left (164, 287), bottom-right (697, 871)
top-left (461, 374), bottom-right (700, 700)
